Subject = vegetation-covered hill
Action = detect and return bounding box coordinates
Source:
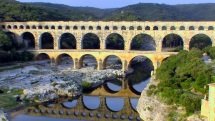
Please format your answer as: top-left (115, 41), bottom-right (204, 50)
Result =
top-left (1, 0), bottom-right (215, 21)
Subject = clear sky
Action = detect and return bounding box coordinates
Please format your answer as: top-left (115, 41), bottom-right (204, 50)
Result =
top-left (17, 0), bottom-right (215, 8)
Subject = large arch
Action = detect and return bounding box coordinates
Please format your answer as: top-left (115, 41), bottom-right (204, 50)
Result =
top-left (189, 34), bottom-right (212, 50)
top-left (82, 33), bottom-right (100, 49)
top-left (162, 33), bottom-right (184, 52)
top-left (35, 53), bottom-right (51, 61)
top-left (130, 34), bottom-right (156, 51)
top-left (59, 33), bottom-right (76, 49)
top-left (21, 32), bottom-right (35, 49)
top-left (127, 56), bottom-right (154, 95)
top-left (40, 32), bottom-right (54, 49)
top-left (79, 54), bottom-right (98, 69)
top-left (56, 54), bottom-right (74, 68)
top-left (105, 33), bottom-right (124, 50)
top-left (105, 97), bottom-right (124, 112)
top-left (103, 55), bottom-right (122, 69)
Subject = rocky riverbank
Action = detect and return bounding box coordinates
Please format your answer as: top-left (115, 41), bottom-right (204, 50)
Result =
top-left (0, 110), bottom-right (8, 121)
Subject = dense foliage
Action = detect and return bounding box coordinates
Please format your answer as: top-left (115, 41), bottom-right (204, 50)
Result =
top-left (155, 48), bottom-right (215, 114)
top-left (1, 1), bottom-right (215, 21)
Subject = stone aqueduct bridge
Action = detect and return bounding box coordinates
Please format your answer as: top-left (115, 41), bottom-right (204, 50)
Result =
top-left (1, 21), bottom-right (215, 71)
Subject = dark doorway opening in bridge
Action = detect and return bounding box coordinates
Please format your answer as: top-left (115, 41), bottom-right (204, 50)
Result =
top-left (79, 54), bottom-right (98, 69)
top-left (189, 34), bottom-right (212, 50)
top-left (22, 32), bottom-right (35, 49)
top-left (35, 53), bottom-right (51, 64)
top-left (162, 34), bottom-right (184, 52)
top-left (106, 97), bottom-right (124, 112)
top-left (40, 32), bottom-right (54, 49)
top-left (105, 33), bottom-right (124, 50)
top-left (82, 33), bottom-right (100, 49)
top-left (6, 32), bottom-right (19, 50)
top-left (56, 54), bottom-right (74, 69)
top-left (127, 56), bottom-right (154, 95)
top-left (103, 55), bottom-right (122, 69)
top-left (131, 34), bottom-right (156, 51)
top-left (83, 96), bottom-right (100, 110)
top-left (59, 33), bottom-right (76, 49)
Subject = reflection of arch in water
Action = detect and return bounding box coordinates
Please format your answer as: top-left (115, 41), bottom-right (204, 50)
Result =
top-left (82, 96), bottom-right (100, 110)
top-left (61, 99), bottom-right (78, 109)
top-left (105, 97), bottom-right (124, 112)
top-left (103, 79), bottom-right (122, 93)
top-left (103, 55), bottom-right (122, 69)
top-left (130, 98), bottom-right (139, 111)
top-left (79, 54), bottom-right (98, 69)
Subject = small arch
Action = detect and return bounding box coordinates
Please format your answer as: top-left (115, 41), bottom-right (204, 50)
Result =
top-left (35, 53), bottom-right (51, 63)
top-left (26, 25), bottom-right (30, 29)
top-left (79, 54), bottom-right (98, 69)
top-left (82, 33), bottom-right (100, 49)
top-left (22, 32), bottom-right (35, 49)
top-left (44, 26), bottom-right (49, 29)
top-left (162, 33), bottom-right (184, 52)
top-left (81, 26), bottom-right (85, 30)
top-left (56, 54), bottom-right (74, 68)
top-left (96, 26), bottom-right (101, 30)
top-left (198, 26), bottom-right (204, 30)
top-left (170, 26), bottom-right (176, 30)
top-left (180, 26), bottom-right (185, 30)
top-left (113, 26), bottom-right (118, 30)
top-left (38, 25), bottom-right (43, 29)
top-left (189, 34), bottom-right (212, 50)
top-left (208, 26), bottom-right (214, 30)
top-left (153, 26), bottom-right (158, 30)
top-left (65, 26), bottom-right (70, 30)
top-left (32, 25), bottom-right (36, 29)
top-left (51, 26), bottom-right (55, 29)
top-left (7, 25), bottom-right (11, 29)
top-left (129, 26), bottom-right (134, 30)
top-left (1, 25), bottom-right (5, 29)
top-left (89, 26), bottom-right (93, 30)
top-left (189, 26), bottom-right (195, 30)
top-left (131, 34), bottom-right (156, 51)
top-left (59, 33), bottom-right (76, 49)
top-left (13, 25), bottom-right (17, 29)
top-left (105, 33), bottom-right (124, 50)
top-left (19, 25), bottom-right (24, 29)
top-left (58, 26), bottom-right (62, 30)
top-left (145, 26), bottom-right (150, 30)
top-left (137, 26), bottom-right (142, 30)
top-left (121, 26), bottom-right (126, 30)
top-left (103, 55), bottom-right (122, 69)
top-left (162, 26), bottom-right (167, 30)
top-left (105, 26), bottom-right (109, 30)
top-left (40, 32), bottom-right (54, 49)
top-left (73, 26), bottom-right (78, 30)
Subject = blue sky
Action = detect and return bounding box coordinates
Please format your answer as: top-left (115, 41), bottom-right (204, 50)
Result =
top-left (18, 0), bottom-right (215, 8)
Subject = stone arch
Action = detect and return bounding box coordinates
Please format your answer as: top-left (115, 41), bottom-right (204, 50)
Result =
top-left (129, 26), bottom-right (134, 30)
top-left (145, 26), bottom-right (150, 30)
top-left (32, 25), bottom-right (36, 29)
top-left (105, 26), bottom-right (109, 30)
top-left (89, 26), bottom-right (93, 30)
top-left (21, 32), bottom-right (35, 49)
top-left (208, 26), bottom-right (214, 30)
top-left (103, 55), bottom-right (122, 69)
top-left (199, 26), bottom-right (204, 30)
top-left (59, 33), bottom-right (76, 49)
top-left (113, 26), bottom-right (118, 30)
top-left (97, 26), bottom-right (101, 30)
top-left (180, 26), bottom-right (185, 30)
top-left (38, 25), bottom-right (42, 29)
top-left (13, 25), bottom-right (18, 29)
top-left (7, 25), bottom-right (11, 29)
top-left (162, 33), bottom-right (184, 52)
top-left (44, 25), bottom-right (49, 29)
top-left (189, 34), bottom-right (212, 50)
top-left (189, 26), bottom-right (195, 30)
top-left (79, 54), bottom-right (98, 69)
top-left (131, 34), bottom-right (156, 51)
top-left (153, 26), bottom-right (158, 30)
top-left (105, 33), bottom-right (124, 50)
top-left (65, 26), bottom-right (70, 30)
top-left (170, 26), bottom-right (176, 30)
top-left (162, 26), bottom-right (167, 30)
top-left (26, 25), bottom-right (30, 29)
top-left (82, 33), bottom-right (100, 49)
top-left (73, 26), bottom-right (78, 30)
top-left (35, 53), bottom-right (51, 61)
top-left (40, 32), bottom-right (54, 49)
top-left (121, 26), bottom-right (126, 30)
top-left (81, 26), bottom-right (85, 30)
top-left (19, 25), bottom-right (24, 29)
top-left (51, 25), bottom-right (55, 29)
top-left (56, 53), bottom-right (74, 67)
top-left (137, 26), bottom-right (142, 30)
top-left (1, 25), bottom-right (5, 29)
top-left (58, 26), bottom-right (62, 30)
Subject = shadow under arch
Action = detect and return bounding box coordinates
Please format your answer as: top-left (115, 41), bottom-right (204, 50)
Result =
top-left (105, 33), bottom-right (124, 50)
top-left (189, 33), bottom-right (212, 50)
top-left (79, 54), bottom-right (98, 69)
top-left (40, 32), bottom-right (54, 49)
top-left (127, 56), bottom-right (154, 95)
top-left (103, 55), bottom-right (122, 70)
top-left (59, 33), bottom-right (76, 49)
top-left (56, 53), bottom-right (74, 68)
top-left (162, 33), bottom-right (184, 52)
top-left (131, 33), bottom-right (156, 51)
top-left (21, 32), bottom-right (35, 49)
top-left (82, 33), bottom-right (100, 49)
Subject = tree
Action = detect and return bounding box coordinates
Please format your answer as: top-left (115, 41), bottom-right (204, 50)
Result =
top-left (0, 31), bottom-right (12, 51)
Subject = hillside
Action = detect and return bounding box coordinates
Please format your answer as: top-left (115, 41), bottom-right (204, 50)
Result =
top-left (1, 0), bottom-right (215, 21)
